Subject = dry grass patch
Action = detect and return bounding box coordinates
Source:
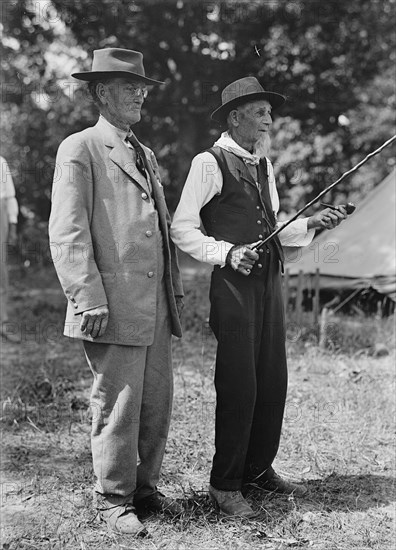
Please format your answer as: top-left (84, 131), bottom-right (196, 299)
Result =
top-left (1, 275), bottom-right (395, 549)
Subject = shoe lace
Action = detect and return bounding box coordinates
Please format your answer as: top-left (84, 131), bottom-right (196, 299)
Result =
top-left (97, 501), bottom-right (136, 513)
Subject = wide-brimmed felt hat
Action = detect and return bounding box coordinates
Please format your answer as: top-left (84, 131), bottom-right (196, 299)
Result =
top-left (72, 48), bottom-right (164, 85)
top-left (211, 76), bottom-right (286, 123)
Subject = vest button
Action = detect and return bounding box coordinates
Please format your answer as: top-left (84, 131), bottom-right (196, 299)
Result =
top-left (145, 230), bottom-right (153, 237)
top-left (258, 263), bottom-right (263, 268)
top-left (147, 271), bottom-right (154, 278)
top-left (258, 234), bottom-right (263, 239)
top-left (141, 192), bottom-right (148, 200)
top-left (257, 220), bottom-right (262, 224)
top-left (256, 205), bottom-right (260, 210)
top-left (259, 248), bottom-right (263, 253)
top-left (74, 303), bottom-right (78, 309)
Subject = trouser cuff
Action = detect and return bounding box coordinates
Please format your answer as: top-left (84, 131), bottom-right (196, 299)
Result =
top-left (93, 489), bottom-right (136, 508)
top-left (210, 474), bottom-right (243, 491)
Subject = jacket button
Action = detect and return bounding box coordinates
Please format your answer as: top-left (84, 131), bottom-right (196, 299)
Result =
top-left (266, 249), bottom-right (270, 254)
top-left (256, 205), bottom-right (260, 210)
top-left (141, 192), bottom-right (148, 200)
top-left (257, 220), bottom-right (262, 224)
top-left (147, 271), bottom-right (154, 278)
top-left (258, 234), bottom-right (263, 239)
top-left (145, 230), bottom-right (153, 237)
top-left (258, 263), bottom-right (263, 268)
top-left (259, 249), bottom-right (263, 253)
top-left (73, 303), bottom-right (78, 309)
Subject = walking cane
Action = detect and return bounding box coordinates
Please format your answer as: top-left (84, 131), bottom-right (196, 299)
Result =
top-left (252, 134), bottom-right (396, 250)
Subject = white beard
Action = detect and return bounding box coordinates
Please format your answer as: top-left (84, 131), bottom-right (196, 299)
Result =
top-left (254, 133), bottom-right (271, 158)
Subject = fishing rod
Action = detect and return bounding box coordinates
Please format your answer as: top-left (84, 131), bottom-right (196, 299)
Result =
top-left (252, 134), bottom-right (396, 250)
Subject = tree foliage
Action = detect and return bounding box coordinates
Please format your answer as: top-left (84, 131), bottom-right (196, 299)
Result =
top-left (1, 0), bottom-right (395, 226)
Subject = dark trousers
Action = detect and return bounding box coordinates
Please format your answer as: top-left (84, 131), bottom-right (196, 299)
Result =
top-left (209, 247), bottom-right (287, 491)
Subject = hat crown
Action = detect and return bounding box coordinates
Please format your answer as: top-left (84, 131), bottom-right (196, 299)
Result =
top-left (91, 48), bottom-right (145, 79)
top-left (211, 76), bottom-right (286, 123)
top-left (221, 77), bottom-right (265, 106)
top-left (72, 47), bottom-right (163, 84)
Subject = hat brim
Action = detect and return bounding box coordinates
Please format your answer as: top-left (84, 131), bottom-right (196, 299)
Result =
top-left (211, 91), bottom-right (286, 123)
top-left (71, 70), bottom-right (164, 85)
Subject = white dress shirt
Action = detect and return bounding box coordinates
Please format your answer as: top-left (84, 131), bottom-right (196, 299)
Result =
top-left (171, 151), bottom-right (315, 266)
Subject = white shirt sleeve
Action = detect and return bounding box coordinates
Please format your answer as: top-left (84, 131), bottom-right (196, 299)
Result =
top-left (0, 156), bottom-right (19, 224)
top-left (170, 152), bottom-right (234, 266)
top-left (6, 197), bottom-right (19, 224)
top-left (266, 158), bottom-right (315, 247)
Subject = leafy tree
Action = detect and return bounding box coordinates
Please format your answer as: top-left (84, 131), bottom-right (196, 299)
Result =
top-left (1, 0), bottom-right (395, 232)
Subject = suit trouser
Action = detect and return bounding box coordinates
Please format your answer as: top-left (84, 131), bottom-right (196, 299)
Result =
top-left (83, 231), bottom-right (172, 500)
top-left (209, 245), bottom-right (287, 491)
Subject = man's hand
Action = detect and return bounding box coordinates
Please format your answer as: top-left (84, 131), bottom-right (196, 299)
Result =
top-left (226, 244), bottom-right (259, 276)
top-left (80, 304), bottom-right (109, 338)
top-left (308, 206), bottom-right (347, 231)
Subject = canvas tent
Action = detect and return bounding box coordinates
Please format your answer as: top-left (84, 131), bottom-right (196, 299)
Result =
top-left (285, 169), bottom-right (396, 301)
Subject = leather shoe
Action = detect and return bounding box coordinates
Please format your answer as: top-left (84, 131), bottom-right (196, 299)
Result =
top-left (244, 467), bottom-right (307, 497)
top-left (209, 485), bottom-right (257, 518)
top-left (95, 493), bottom-right (148, 536)
top-left (134, 491), bottom-right (184, 517)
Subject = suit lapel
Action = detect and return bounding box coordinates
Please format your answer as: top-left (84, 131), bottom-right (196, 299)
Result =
top-left (108, 143), bottom-right (151, 194)
top-left (95, 118), bottom-right (169, 240)
top-left (95, 118), bottom-right (151, 194)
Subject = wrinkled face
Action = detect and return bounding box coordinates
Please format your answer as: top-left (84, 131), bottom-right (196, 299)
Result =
top-left (98, 77), bottom-right (148, 126)
top-left (230, 100), bottom-right (272, 147)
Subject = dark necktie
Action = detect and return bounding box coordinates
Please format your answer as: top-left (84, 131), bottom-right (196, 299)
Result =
top-left (126, 132), bottom-right (148, 179)
top-left (126, 131), bottom-right (155, 201)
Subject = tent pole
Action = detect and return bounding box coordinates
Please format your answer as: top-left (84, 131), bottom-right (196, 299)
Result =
top-left (313, 268), bottom-right (320, 326)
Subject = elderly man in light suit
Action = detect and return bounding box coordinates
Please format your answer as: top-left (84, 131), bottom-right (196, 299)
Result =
top-left (49, 48), bottom-right (183, 536)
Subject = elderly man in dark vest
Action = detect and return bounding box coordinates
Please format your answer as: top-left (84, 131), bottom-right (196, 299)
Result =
top-left (171, 77), bottom-right (347, 517)
top-left (49, 48), bottom-right (184, 536)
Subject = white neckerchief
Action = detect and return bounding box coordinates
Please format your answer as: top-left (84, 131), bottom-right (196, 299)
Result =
top-left (213, 132), bottom-right (260, 166)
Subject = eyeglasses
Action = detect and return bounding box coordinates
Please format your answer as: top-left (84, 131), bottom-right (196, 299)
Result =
top-left (126, 85), bottom-right (148, 98)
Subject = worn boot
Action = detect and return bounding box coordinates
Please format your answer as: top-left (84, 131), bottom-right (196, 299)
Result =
top-left (134, 490), bottom-right (184, 517)
top-left (209, 485), bottom-right (257, 518)
top-left (94, 493), bottom-right (148, 536)
top-left (244, 467), bottom-right (307, 497)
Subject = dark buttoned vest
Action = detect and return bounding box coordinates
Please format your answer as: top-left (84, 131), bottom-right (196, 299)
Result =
top-left (200, 147), bottom-right (284, 275)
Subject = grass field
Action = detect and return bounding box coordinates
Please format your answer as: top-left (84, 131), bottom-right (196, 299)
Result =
top-left (1, 267), bottom-right (395, 550)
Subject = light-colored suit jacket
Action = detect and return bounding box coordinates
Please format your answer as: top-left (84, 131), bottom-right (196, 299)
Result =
top-left (49, 117), bottom-right (183, 345)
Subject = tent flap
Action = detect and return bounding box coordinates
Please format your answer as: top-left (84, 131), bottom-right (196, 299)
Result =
top-left (286, 170), bottom-right (396, 301)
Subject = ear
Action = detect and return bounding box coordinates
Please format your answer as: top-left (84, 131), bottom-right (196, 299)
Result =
top-left (228, 109), bottom-right (240, 127)
top-left (96, 82), bottom-right (108, 105)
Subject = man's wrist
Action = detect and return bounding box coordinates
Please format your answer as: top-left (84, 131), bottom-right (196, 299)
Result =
top-left (307, 216), bottom-right (317, 230)
top-left (225, 245), bottom-right (236, 266)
